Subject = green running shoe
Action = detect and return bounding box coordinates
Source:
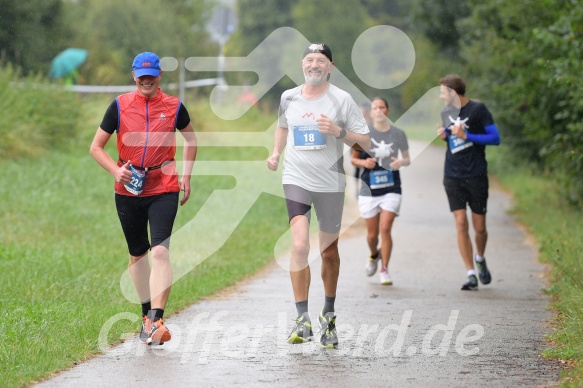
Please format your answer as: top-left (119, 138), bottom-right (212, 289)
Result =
top-left (287, 314), bottom-right (313, 344)
top-left (318, 311), bottom-right (338, 349)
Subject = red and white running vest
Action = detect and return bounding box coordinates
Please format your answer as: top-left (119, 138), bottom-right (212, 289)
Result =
top-left (115, 89), bottom-right (181, 196)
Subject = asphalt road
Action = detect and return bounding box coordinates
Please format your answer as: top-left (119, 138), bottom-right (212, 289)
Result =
top-left (37, 142), bottom-right (560, 387)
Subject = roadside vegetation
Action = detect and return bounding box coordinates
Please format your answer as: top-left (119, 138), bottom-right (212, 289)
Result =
top-left (0, 65), bottom-right (82, 159)
top-left (489, 149), bottom-right (583, 386)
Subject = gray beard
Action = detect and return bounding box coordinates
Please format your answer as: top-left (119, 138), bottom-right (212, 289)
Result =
top-left (304, 72), bottom-right (326, 86)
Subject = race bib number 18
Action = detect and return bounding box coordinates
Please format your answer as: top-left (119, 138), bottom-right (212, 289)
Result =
top-left (293, 125), bottom-right (326, 150)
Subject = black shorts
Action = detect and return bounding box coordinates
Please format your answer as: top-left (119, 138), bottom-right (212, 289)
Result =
top-left (115, 192), bottom-right (179, 256)
top-left (283, 184), bottom-right (344, 234)
top-left (443, 175), bottom-right (489, 214)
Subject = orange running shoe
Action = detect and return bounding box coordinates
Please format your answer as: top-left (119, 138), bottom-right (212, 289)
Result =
top-left (147, 318), bottom-right (171, 345)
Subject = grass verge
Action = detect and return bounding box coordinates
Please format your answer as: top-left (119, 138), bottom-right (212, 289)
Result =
top-left (489, 147), bottom-right (583, 386)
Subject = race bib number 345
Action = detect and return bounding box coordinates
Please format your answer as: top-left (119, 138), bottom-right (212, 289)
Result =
top-left (369, 169), bottom-right (394, 189)
top-left (293, 125), bottom-right (326, 150)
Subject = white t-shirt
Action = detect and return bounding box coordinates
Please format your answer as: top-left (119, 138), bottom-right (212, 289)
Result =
top-left (278, 84), bottom-right (369, 192)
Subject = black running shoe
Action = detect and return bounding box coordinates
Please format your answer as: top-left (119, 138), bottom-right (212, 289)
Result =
top-left (318, 311), bottom-right (338, 349)
top-left (475, 257), bottom-right (492, 285)
top-left (287, 314), bottom-right (313, 344)
top-left (461, 275), bottom-right (478, 291)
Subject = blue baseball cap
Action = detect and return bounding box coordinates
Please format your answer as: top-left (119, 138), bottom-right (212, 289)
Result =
top-left (132, 52), bottom-right (161, 77)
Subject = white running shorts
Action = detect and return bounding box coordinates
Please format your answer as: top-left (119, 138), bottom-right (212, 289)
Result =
top-left (358, 192), bottom-right (402, 219)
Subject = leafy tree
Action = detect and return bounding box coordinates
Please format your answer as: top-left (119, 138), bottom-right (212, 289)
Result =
top-left (460, 0), bottom-right (583, 203)
top-left (62, 0), bottom-right (215, 85)
top-left (292, 0), bottom-right (370, 90)
top-left (459, 0), bottom-right (558, 157)
top-left (360, 0), bottom-right (409, 29)
top-left (532, 0), bottom-right (583, 203)
top-left (226, 0), bottom-right (293, 106)
top-left (0, 0), bottom-right (70, 76)
top-left (228, 0), bottom-right (292, 57)
top-left (410, 0), bottom-right (471, 58)
top-left (354, 0), bottom-right (415, 113)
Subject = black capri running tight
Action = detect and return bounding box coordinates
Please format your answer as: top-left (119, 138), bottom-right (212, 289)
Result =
top-left (115, 192), bottom-right (179, 256)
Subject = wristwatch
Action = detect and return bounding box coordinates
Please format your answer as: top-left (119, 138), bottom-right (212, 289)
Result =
top-left (336, 128), bottom-right (347, 139)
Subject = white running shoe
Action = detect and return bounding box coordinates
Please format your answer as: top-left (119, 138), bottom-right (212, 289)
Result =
top-left (379, 268), bottom-right (392, 285)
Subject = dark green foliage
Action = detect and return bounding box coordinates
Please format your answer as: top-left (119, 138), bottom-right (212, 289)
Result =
top-left (229, 0), bottom-right (293, 56)
top-left (225, 0), bottom-right (293, 108)
top-left (0, 0), bottom-right (70, 76)
top-left (410, 0), bottom-right (471, 57)
top-left (460, 0), bottom-right (583, 205)
top-left (533, 1), bottom-right (583, 205)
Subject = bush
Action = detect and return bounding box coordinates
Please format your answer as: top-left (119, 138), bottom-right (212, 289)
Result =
top-left (459, 0), bottom-right (583, 206)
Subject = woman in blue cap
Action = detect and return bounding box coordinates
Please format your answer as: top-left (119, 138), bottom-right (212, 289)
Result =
top-left (90, 52), bottom-right (198, 346)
